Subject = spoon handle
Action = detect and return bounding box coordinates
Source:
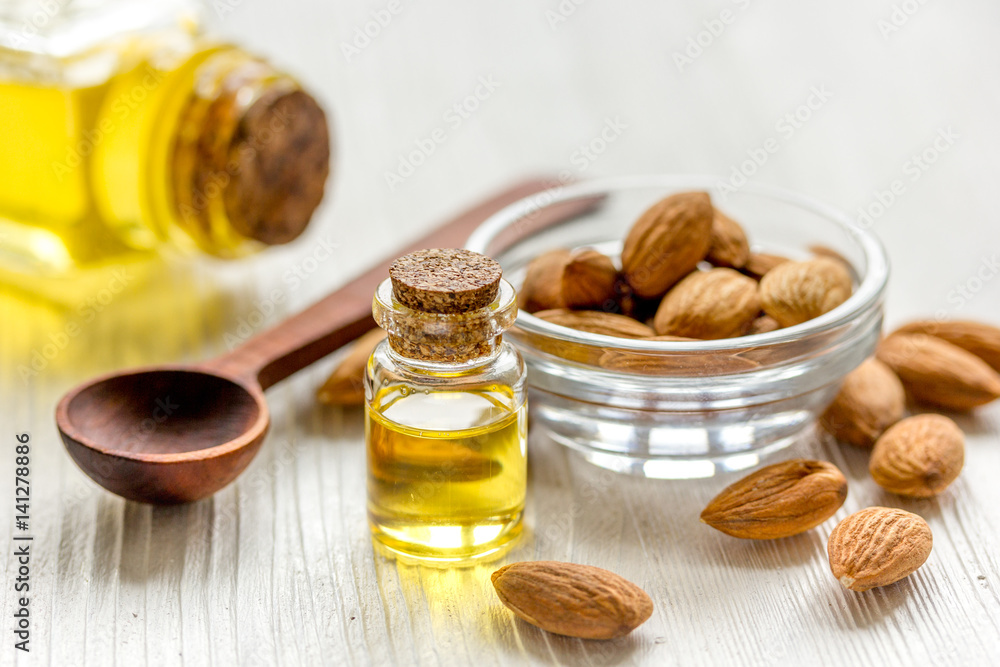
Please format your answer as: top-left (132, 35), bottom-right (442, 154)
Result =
top-left (201, 178), bottom-right (601, 390)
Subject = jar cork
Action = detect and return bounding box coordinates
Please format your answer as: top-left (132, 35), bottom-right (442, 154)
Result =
top-left (374, 249), bottom-right (516, 363)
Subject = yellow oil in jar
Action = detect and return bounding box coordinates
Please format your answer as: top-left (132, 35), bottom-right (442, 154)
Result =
top-left (366, 387), bottom-right (527, 565)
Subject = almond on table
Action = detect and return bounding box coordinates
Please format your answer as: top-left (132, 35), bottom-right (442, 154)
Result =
top-left (700, 459), bottom-right (848, 539)
top-left (876, 332), bottom-right (1000, 411)
top-left (491, 561), bottom-right (653, 640)
top-left (894, 319), bottom-right (1000, 372)
top-left (828, 507), bottom-right (933, 592)
top-left (820, 358), bottom-right (905, 447)
top-left (316, 328), bottom-right (387, 406)
top-left (869, 414), bottom-right (964, 498)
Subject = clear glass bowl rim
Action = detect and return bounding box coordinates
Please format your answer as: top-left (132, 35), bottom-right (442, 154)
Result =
top-left (466, 174), bottom-right (889, 354)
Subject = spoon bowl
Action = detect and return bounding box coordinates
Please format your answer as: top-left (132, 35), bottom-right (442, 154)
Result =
top-left (57, 367), bottom-right (268, 504)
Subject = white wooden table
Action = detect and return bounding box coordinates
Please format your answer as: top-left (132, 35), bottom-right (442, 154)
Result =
top-left (3, 1), bottom-right (1000, 664)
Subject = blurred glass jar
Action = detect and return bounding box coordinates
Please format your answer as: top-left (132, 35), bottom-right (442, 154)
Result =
top-left (0, 0), bottom-right (331, 298)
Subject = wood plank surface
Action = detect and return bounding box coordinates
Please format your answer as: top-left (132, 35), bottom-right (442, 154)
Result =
top-left (3, 0), bottom-right (1000, 665)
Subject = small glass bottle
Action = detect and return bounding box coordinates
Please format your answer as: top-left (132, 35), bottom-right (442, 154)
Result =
top-left (365, 249), bottom-right (528, 565)
top-left (0, 0), bottom-right (330, 298)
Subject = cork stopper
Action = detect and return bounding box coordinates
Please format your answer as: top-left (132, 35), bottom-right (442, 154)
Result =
top-left (224, 88), bottom-right (331, 245)
top-left (389, 249), bottom-right (502, 314)
top-left (171, 52), bottom-right (331, 253)
top-left (372, 253), bottom-right (517, 363)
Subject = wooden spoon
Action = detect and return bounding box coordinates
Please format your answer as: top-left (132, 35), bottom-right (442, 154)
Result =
top-left (56, 179), bottom-right (600, 504)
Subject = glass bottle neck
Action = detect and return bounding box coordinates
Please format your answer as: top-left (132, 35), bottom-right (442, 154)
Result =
top-left (372, 278), bottom-right (519, 365)
top-left (386, 335), bottom-right (506, 373)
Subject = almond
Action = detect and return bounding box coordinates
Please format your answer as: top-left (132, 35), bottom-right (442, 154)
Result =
top-left (746, 314), bottom-right (781, 335)
top-left (741, 252), bottom-right (790, 280)
top-left (518, 248), bottom-right (571, 312)
top-left (820, 358), bottom-right (905, 447)
top-left (562, 249), bottom-right (619, 310)
top-left (894, 319), bottom-right (1000, 372)
top-left (827, 507), bottom-right (932, 592)
top-left (700, 459), bottom-right (848, 539)
top-left (316, 328), bottom-right (386, 405)
top-left (759, 257), bottom-right (853, 327)
top-left (869, 414), bottom-right (964, 498)
top-left (532, 309), bottom-right (654, 338)
top-left (706, 209), bottom-right (750, 268)
top-left (621, 191), bottom-right (713, 299)
top-left (598, 347), bottom-right (760, 375)
top-left (491, 561), bottom-right (653, 640)
top-left (809, 244), bottom-right (854, 272)
top-left (876, 333), bottom-right (1000, 411)
top-left (652, 268), bottom-right (760, 339)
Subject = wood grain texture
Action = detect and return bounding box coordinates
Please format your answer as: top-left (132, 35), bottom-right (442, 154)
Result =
top-left (4, 0), bottom-right (1000, 665)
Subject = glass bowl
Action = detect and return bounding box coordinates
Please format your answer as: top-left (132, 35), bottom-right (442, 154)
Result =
top-left (465, 175), bottom-right (889, 479)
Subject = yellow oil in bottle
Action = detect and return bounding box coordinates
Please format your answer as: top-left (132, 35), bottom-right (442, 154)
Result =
top-left (366, 387), bottom-right (527, 565)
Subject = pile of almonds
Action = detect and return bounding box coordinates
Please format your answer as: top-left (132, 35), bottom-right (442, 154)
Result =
top-left (520, 190), bottom-right (854, 341)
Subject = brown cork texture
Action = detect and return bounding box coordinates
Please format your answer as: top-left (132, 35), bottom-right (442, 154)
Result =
top-left (225, 87), bottom-right (331, 245)
top-left (389, 249), bottom-right (502, 314)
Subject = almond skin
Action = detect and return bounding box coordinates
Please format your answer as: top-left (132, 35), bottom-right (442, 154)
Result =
top-left (759, 257), bottom-right (853, 327)
top-left (820, 358), bottom-right (906, 447)
top-left (706, 209), bottom-right (750, 269)
top-left (316, 329), bottom-right (386, 405)
top-left (700, 459), bottom-right (848, 539)
top-left (876, 333), bottom-right (1000, 411)
top-left (741, 252), bottom-right (790, 280)
top-left (869, 414), bottom-right (964, 498)
top-left (532, 309), bottom-right (655, 338)
top-left (894, 319), bottom-right (1000, 372)
top-left (518, 248), bottom-right (571, 312)
top-left (652, 268), bottom-right (761, 339)
top-left (746, 314), bottom-right (781, 335)
top-left (828, 507), bottom-right (932, 592)
top-left (621, 191), bottom-right (713, 299)
top-left (562, 249), bottom-right (619, 310)
top-left (491, 561), bottom-right (653, 640)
